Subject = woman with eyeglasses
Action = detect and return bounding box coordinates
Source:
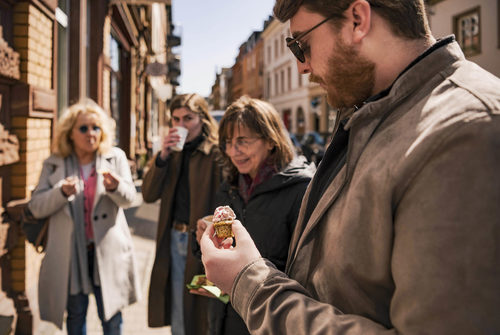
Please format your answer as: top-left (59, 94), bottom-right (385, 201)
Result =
top-left (194, 96), bottom-right (315, 335)
top-left (142, 93), bottom-right (221, 335)
top-left (28, 98), bottom-right (140, 334)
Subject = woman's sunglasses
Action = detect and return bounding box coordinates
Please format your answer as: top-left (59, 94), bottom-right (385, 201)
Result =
top-left (78, 125), bottom-right (101, 134)
top-left (285, 15), bottom-right (335, 63)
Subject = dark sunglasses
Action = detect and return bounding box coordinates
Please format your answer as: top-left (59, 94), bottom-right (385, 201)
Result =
top-left (286, 15), bottom-right (335, 63)
top-left (78, 125), bottom-right (101, 134)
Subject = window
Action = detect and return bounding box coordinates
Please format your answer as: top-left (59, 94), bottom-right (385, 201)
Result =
top-left (267, 45), bottom-right (271, 63)
top-left (56, 0), bottom-right (69, 116)
top-left (275, 73), bottom-right (279, 95)
top-left (298, 72), bottom-right (302, 87)
top-left (287, 67), bottom-right (292, 91)
top-left (281, 33), bottom-right (285, 55)
top-left (110, 33), bottom-right (122, 145)
top-left (275, 39), bottom-right (279, 58)
top-left (266, 74), bottom-right (271, 99)
top-left (454, 6), bottom-right (481, 57)
top-left (280, 70), bottom-right (285, 94)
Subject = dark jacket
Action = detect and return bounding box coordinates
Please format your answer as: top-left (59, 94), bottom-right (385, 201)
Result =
top-left (209, 156), bottom-right (315, 335)
top-left (142, 138), bottom-right (221, 335)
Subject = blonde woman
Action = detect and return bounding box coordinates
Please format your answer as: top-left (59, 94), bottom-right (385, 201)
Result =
top-left (29, 98), bottom-right (140, 334)
top-left (142, 93), bottom-right (221, 335)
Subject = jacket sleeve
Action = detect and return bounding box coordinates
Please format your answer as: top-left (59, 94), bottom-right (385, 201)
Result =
top-left (141, 153), bottom-right (169, 203)
top-left (232, 259), bottom-right (391, 335)
top-left (231, 120), bottom-right (500, 334)
top-left (28, 160), bottom-right (68, 219)
top-left (106, 148), bottom-right (137, 208)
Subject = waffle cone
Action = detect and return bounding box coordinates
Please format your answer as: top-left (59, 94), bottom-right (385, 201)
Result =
top-left (213, 220), bottom-right (234, 238)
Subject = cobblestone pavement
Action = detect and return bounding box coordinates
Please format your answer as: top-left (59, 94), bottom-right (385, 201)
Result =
top-left (27, 186), bottom-right (171, 335)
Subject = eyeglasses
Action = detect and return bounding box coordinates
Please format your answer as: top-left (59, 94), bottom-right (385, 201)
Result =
top-left (286, 15), bottom-right (335, 63)
top-left (224, 137), bottom-right (260, 152)
top-left (78, 125), bottom-right (101, 134)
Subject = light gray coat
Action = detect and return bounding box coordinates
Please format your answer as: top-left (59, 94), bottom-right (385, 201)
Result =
top-left (29, 147), bottom-right (140, 329)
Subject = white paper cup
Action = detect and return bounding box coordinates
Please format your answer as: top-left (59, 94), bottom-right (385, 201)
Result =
top-left (171, 126), bottom-right (188, 152)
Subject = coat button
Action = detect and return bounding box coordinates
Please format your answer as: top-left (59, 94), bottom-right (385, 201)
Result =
top-left (102, 213), bottom-right (107, 219)
top-left (94, 215), bottom-right (99, 221)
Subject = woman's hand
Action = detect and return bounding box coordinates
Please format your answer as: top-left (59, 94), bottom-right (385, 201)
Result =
top-left (159, 127), bottom-right (182, 160)
top-left (102, 171), bottom-right (119, 192)
top-left (61, 176), bottom-right (79, 197)
top-left (196, 218), bottom-right (208, 244)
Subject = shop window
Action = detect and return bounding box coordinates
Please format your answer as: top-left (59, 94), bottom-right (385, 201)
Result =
top-left (287, 66), bottom-right (292, 91)
top-left (454, 6), bottom-right (481, 57)
top-left (110, 33), bottom-right (122, 145)
top-left (57, 0), bottom-right (69, 116)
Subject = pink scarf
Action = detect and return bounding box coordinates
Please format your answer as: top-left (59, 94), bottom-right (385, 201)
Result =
top-left (81, 166), bottom-right (97, 241)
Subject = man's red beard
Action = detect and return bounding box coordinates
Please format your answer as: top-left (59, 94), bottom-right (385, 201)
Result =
top-left (310, 37), bottom-right (375, 112)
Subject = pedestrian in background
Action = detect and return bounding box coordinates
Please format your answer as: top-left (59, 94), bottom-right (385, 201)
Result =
top-left (142, 93), bottom-right (221, 335)
top-left (201, 0), bottom-right (500, 333)
top-left (29, 98), bottom-right (140, 334)
top-left (194, 96), bottom-right (315, 335)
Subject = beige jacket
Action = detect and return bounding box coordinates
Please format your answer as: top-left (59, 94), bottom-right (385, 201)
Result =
top-left (142, 139), bottom-right (221, 334)
top-left (29, 147), bottom-right (140, 329)
top-left (231, 39), bottom-right (500, 334)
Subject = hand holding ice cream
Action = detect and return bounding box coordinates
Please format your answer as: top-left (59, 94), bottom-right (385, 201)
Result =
top-left (201, 219), bottom-right (261, 295)
top-left (213, 206), bottom-right (236, 238)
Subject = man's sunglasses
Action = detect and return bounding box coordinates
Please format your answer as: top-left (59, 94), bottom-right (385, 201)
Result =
top-left (78, 125), bottom-right (101, 134)
top-left (286, 15), bottom-right (335, 63)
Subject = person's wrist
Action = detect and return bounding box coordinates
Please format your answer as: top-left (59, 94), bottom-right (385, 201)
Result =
top-left (156, 152), bottom-right (169, 167)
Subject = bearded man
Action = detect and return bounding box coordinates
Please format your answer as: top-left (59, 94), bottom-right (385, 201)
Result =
top-left (201, 0), bottom-right (500, 334)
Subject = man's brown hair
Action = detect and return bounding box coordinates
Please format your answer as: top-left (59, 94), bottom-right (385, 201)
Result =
top-left (274, 0), bottom-right (431, 40)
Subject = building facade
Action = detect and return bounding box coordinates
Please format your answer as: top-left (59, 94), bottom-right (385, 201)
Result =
top-left (427, 0), bottom-right (499, 77)
top-left (262, 17), bottom-right (320, 135)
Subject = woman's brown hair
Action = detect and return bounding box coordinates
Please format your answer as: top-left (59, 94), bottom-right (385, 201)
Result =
top-left (219, 96), bottom-right (295, 183)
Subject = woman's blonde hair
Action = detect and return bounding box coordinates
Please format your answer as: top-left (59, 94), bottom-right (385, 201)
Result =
top-left (168, 93), bottom-right (218, 145)
top-left (219, 96), bottom-right (295, 183)
top-left (53, 98), bottom-right (115, 157)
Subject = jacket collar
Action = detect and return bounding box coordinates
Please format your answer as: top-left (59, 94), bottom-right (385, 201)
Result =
top-left (346, 36), bottom-right (461, 131)
top-left (195, 137), bottom-right (216, 155)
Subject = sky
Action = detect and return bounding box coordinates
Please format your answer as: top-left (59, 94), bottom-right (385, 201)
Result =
top-left (172, 0), bottom-right (275, 98)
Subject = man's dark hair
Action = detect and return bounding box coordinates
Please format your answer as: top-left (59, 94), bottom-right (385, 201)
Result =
top-left (273, 0), bottom-right (431, 40)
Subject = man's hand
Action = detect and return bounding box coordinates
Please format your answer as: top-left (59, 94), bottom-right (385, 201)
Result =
top-left (200, 220), bottom-right (261, 295)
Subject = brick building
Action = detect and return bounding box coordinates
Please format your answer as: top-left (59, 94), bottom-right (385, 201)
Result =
top-left (0, 0), bottom-right (180, 333)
